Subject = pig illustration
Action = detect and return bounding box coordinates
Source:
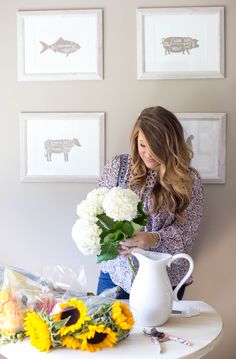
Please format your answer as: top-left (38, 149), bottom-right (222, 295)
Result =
top-left (161, 37), bottom-right (199, 55)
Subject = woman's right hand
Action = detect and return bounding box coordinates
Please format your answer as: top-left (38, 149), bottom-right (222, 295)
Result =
top-left (118, 232), bottom-right (158, 256)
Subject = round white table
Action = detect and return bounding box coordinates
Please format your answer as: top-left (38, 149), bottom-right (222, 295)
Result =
top-left (0, 301), bottom-right (223, 359)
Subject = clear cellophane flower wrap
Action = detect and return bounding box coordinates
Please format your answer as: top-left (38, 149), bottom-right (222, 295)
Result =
top-left (0, 265), bottom-right (87, 344)
top-left (0, 266), bottom-right (134, 352)
top-left (0, 266), bottom-right (45, 343)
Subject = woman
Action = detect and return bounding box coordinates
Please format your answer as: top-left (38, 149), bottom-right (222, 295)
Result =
top-left (97, 106), bottom-right (204, 299)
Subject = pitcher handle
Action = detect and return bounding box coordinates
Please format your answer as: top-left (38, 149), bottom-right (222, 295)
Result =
top-left (168, 253), bottom-right (194, 301)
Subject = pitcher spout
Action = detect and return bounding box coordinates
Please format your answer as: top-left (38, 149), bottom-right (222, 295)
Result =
top-left (131, 248), bottom-right (150, 263)
top-left (131, 247), bottom-right (146, 257)
top-left (131, 248), bottom-right (172, 264)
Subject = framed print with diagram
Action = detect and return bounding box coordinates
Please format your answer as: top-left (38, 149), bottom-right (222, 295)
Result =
top-left (20, 112), bottom-right (105, 182)
top-left (137, 7), bottom-right (225, 79)
top-left (176, 113), bottom-right (226, 183)
top-left (17, 9), bottom-right (103, 81)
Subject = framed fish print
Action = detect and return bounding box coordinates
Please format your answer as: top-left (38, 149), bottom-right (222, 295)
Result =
top-left (20, 112), bottom-right (105, 182)
top-left (176, 113), bottom-right (226, 183)
top-left (137, 7), bottom-right (225, 79)
top-left (17, 9), bottom-right (103, 81)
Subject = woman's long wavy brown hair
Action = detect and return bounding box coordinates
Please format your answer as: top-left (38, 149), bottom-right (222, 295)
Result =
top-left (130, 106), bottom-right (193, 222)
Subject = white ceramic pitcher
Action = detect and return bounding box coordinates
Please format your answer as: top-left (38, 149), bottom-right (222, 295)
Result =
top-left (129, 248), bottom-right (194, 327)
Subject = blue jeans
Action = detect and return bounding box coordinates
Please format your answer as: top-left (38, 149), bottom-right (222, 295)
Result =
top-left (97, 271), bottom-right (130, 299)
top-left (97, 271), bottom-right (186, 300)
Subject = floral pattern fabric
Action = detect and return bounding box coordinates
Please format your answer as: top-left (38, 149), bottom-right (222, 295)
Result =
top-left (98, 154), bottom-right (204, 293)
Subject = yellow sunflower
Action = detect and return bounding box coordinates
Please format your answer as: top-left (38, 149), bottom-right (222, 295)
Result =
top-left (78, 324), bottom-right (117, 352)
top-left (53, 298), bottom-right (90, 336)
top-left (61, 335), bottom-right (81, 350)
top-left (24, 312), bottom-right (51, 352)
top-left (112, 301), bottom-right (134, 330)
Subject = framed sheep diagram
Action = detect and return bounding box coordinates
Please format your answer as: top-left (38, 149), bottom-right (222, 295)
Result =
top-left (17, 9), bottom-right (103, 81)
top-left (20, 112), bottom-right (105, 182)
top-left (136, 7), bottom-right (225, 79)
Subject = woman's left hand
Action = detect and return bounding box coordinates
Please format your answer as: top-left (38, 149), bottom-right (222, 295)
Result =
top-left (118, 232), bottom-right (157, 256)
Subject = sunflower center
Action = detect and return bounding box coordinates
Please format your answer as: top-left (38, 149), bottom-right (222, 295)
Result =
top-left (61, 306), bottom-right (80, 326)
top-left (87, 331), bottom-right (108, 344)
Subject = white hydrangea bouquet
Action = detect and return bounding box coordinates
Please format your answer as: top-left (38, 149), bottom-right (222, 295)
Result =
top-left (72, 187), bottom-right (147, 269)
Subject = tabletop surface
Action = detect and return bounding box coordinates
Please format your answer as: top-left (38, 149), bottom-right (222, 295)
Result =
top-left (0, 300), bottom-right (223, 359)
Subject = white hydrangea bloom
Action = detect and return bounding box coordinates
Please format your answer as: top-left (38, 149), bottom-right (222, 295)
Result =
top-left (102, 187), bottom-right (140, 221)
top-left (86, 187), bottom-right (109, 212)
top-left (77, 187), bottom-right (109, 218)
top-left (72, 218), bottom-right (102, 255)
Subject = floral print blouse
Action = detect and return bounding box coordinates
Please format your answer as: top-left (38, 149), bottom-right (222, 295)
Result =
top-left (98, 154), bottom-right (204, 293)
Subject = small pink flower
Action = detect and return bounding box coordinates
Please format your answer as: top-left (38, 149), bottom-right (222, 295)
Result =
top-left (34, 297), bottom-right (57, 314)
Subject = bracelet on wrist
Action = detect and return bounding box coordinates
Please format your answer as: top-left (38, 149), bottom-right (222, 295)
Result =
top-left (149, 232), bottom-right (160, 249)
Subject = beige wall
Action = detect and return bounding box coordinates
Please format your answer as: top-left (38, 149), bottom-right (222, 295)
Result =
top-left (1, 0), bottom-right (235, 357)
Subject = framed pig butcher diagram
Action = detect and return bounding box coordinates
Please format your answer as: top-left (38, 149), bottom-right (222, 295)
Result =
top-left (17, 9), bottom-right (103, 81)
top-left (137, 7), bottom-right (224, 79)
top-left (20, 112), bottom-right (105, 182)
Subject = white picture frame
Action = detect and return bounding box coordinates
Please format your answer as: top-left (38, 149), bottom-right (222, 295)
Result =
top-left (20, 112), bottom-right (105, 182)
top-left (17, 9), bottom-right (103, 81)
top-left (137, 7), bottom-right (225, 80)
top-left (176, 113), bottom-right (226, 184)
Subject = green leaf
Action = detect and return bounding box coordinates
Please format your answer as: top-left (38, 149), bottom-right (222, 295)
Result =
top-left (96, 220), bottom-right (109, 232)
top-left (97, 249), bottom-right (119, 263)
top-left (0, 331), bottom-right (25, 344)
top-left (114, 230), bottom-right (125, 242)
top-left (97, 237), bottom-right (120, 263)
top-left (53, 317), bottom-right (70, 330)
top-left (133, 202), bottom-right (147, 226)
top-left (101, 230), bottom-right (125, 244)
top-left (113, 221), bottom-right (124, 231)
top-left (97, 214), bottom-right (115, 230)
top-left (130, 221), bottom-right (143, 234)
top-left (103, 232), bottom-right (116, 242)
top-left (121, 221), bottom-right (135, 237)
top-left (137, 201), bottom-right (147, 216)
top-left (97, 253), bottom-right (117, 263)
top-left (133, 216), bottom-right (147, 226)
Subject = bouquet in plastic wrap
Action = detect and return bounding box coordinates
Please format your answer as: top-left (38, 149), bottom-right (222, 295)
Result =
top-left (0, 266), bottom-right (44, 343)
top-left (25, 295), bottom-right (134, 352)
top-left (0, 265), bottom-right (134, 352)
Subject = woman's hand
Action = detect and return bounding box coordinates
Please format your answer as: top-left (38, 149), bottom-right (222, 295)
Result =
top-left (118, 232), bottom-right (158, 256)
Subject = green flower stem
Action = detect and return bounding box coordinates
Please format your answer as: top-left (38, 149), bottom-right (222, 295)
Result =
top-left (128, 257), bottom-right (136, 277)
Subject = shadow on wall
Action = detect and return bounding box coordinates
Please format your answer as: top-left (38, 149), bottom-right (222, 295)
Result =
top-left (192, 185), bottom-right (232, 257)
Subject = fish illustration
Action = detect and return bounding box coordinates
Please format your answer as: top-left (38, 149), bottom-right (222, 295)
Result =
top-left (40, 37), bottom-right (80, 57)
